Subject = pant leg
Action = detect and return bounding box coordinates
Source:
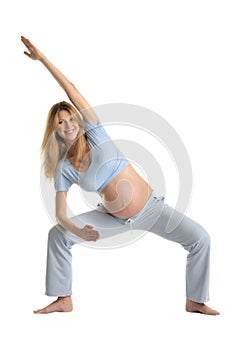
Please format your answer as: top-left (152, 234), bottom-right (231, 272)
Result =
top-left (45, 206), bottom-right (127, 296)
top-left (133, 198), bottom-right (211, 303)
top-left (45, 193), bottom-right (211, 302)
top-left (46, 224), bottom-right (74, 296)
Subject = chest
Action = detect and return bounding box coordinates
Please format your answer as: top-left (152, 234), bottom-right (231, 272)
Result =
top-left (67, 146), bottom-right (92, 173)
top-left (65, 141), bottom-right (123, 192)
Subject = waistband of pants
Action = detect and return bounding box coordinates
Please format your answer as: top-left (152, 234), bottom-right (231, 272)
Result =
top-left (125, 191), bottom-right (164, 222)
top-left (124, 192), bottom-right (165, 231)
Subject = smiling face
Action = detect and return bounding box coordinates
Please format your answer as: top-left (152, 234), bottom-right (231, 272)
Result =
top-left (56, 109), bottom-right (80, 146)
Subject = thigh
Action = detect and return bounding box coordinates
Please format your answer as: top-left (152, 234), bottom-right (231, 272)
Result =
top-left (148, 203), bottom-right (209, 250)
top-left (63, 205), bottom-right (128, 245)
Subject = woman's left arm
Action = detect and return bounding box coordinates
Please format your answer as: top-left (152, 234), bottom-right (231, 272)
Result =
top-left (21, 36), bottom-right (98, 124)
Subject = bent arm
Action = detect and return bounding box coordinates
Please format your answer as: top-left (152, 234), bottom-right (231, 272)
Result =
top-left (21, 36), bottom-right (98, 124)
top-left (55, 191), bottom-right (100, 241)
top-left (56, 191), bottom-right (82, 236)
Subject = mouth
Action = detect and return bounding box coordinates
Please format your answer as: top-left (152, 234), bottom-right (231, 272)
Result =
top-left (65, 129), bottom-right (75, 135)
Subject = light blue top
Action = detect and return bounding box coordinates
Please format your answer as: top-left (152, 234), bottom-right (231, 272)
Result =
top-left (54, 117), bottom-right (129, 193)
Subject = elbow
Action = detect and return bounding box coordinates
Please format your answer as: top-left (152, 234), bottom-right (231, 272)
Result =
top-left (68, 82), bottom-right (77, 93)
top-left (56, 213), bottom-right (68, 227)
top-left (70, 82), bottom-right (76, 89)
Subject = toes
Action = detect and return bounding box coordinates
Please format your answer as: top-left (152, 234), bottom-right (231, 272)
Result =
top-left (33, 308), bottom-right (48, 314)
top-left (206, 308), bottom-right (220, 316)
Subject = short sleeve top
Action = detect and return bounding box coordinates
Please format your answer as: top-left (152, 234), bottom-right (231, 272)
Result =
top-left (54, 117), bottom-right (129, 193)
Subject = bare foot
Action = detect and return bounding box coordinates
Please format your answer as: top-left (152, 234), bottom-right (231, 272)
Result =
top-left (34, 296), bottom-right (73, 314)
top-left (186, 299), bottom-right (220, 316)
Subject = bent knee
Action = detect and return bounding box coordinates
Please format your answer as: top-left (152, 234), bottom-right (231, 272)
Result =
top-left (48, 225), bottom-right (66, 245)
top-left (196, 224), bottom-right (211, 243)
top-left (192, 225), bottom-right (211, 251)
top-left (200, 229), bottom-right (211, 247)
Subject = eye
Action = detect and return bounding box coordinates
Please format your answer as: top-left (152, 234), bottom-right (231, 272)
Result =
top-left (58, 120), bottom-right (63, 125)
top-left (70, 117), bottom-right (74, 122)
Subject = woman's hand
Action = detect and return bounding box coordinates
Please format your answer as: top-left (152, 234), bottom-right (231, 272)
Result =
top-left (21, 35), bottom-right (44, 61)
top-left (78, 224), bottom-right (100, 241)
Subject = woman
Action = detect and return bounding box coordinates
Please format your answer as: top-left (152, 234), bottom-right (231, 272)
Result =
top-left (21, 36), bottom-right (219, 315)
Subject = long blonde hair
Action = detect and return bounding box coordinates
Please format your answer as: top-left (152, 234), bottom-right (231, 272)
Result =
top-left (41, 101), bottom-right (87, 179)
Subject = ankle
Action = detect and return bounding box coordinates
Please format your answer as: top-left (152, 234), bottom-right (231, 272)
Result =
top-left (58, 296), bottom-right (72, 300)
top-left (186, 299), bottom-right (203, 305)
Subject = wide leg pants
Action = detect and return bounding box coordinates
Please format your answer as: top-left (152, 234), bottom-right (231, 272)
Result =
top-left (45, 191), bottom-right (210, 303)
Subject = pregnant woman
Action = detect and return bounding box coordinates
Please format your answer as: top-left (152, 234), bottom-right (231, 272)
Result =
top-left (21, 36), bottom-right (219, 315)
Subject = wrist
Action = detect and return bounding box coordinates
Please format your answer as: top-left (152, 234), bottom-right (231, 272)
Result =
top-left (74, 227), bottom-right (83, 237)
top-left (39, 54), bottom-right (47, 63)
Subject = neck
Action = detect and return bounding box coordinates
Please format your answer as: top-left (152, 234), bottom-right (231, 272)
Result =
top-left (67, 139), bottom-right (89, 159)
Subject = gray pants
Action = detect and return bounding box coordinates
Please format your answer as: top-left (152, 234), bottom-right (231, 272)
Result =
top-left (46, 191), bottom-right (210, 303)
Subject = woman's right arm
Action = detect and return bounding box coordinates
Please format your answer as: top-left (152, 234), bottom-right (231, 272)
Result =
top-left (56, 191), bottom-right (100, 241)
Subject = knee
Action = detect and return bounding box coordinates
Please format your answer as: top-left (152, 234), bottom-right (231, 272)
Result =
top-left (198, 224), bottom-right (211, 244)
top-left (199, 230), bottom-right (211, 249)
top-left (48, 225), bottom-right (66, 246)
top-left (193, 225), bottom-right (211, 252)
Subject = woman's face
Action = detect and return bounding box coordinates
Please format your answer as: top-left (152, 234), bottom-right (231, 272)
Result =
top-left (56, 110), bottom-right (80, 145)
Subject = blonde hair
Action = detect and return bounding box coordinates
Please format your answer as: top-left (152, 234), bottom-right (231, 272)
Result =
top-left (41, 101), bottom-right (87, 179)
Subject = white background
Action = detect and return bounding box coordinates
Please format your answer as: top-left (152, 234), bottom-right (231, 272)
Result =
top-left (1, 0), bottom-right (232, 348)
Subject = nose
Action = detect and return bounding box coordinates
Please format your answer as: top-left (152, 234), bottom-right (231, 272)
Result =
top-left (64, 120), bottom-right (72, 129)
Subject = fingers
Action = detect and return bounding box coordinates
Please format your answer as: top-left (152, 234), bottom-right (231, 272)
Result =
top-left (88, 231), bottom-right (100, 241)
top-left (21, 35), bottom-right (32, 46)
top-left (23, 51), bottom-right (30, 57)
top-left (86, 224), bottom-right (94, 229)
top-left (21, 36), bottom-right (30, 49)
top-left (21, 35), bottom-right (35, 56)
top-left (85, 225), bottom-right (100, 241)
top-left (80, 225), bottom-right (100, 241)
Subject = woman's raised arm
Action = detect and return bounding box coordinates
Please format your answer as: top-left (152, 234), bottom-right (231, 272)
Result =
top-left (21, 36), bottom-right (98, 124)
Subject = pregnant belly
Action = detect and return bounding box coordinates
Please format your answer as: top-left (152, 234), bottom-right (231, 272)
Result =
top-left (99, 164), bottom-right (153, 218)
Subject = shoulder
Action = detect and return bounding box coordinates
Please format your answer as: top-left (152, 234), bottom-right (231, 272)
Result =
top-left (55, 157), bottom-right (74, 181)
top-left (84, 117), bottom-right (111, 145)
top-left (55, 157), bottom-right (69, 172)
top-left (54, 159), bottom-right (73, 192)
top-left (83, 116), bottom-right (101, 131)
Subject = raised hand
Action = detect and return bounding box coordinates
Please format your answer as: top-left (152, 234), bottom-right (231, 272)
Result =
top-left (21, 35), bottom-right (44, 61)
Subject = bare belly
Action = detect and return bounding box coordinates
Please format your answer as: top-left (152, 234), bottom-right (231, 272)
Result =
top-left (99, 164), bottom-right (153, 218)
